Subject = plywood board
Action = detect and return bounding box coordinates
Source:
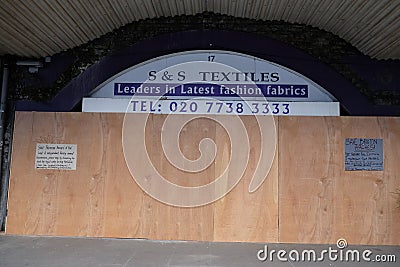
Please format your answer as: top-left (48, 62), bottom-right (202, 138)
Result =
top-left (139, 114), bottom-right (215, 241)
top-left (7, 113), bottom-right (400, 245)
top-left (279, 116), bottom-right (400, 245)
top-left (7, 113), bottom-right (147, 237)
top-left (7, 112), bottom-right (277, 242)
top-left (337, 117), bottom-right (400, 245)
top-left (213, 116), bottom-right (278, 242)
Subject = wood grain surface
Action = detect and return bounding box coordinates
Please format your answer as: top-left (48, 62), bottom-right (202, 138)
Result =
top-left (278, 116), bottom-right (400, 245)
top-left (6, 112), bottom-right (400, 245)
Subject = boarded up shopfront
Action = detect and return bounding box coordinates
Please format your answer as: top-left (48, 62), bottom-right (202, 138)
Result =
top-left (6, 50), bottom-right (400, 245)
top-left (6, 113), bottom-right (400, 245)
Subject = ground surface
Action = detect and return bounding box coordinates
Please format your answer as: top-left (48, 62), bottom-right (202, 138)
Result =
top-left (0, 235), bottom-right (398, 266)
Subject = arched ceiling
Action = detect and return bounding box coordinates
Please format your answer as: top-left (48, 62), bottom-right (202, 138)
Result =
top-left (0, 0), bottom-right (399, 60)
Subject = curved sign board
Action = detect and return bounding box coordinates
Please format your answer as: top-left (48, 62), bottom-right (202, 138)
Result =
top-left (84, 50), bottom-right (339, 115)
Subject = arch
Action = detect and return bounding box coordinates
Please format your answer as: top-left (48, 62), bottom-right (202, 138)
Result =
top-left (16, 30), bottom-right (377, 115)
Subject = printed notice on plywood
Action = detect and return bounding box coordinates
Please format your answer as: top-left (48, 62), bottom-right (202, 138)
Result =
top-left (35, 143), bottom-right (77, 170)
top-left (344, 138), bottom-right (383, 171)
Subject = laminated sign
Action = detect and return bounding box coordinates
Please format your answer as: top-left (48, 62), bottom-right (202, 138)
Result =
top-left (344, 138), bottom-right (383, 171)
top-left (35, 143), bottom-right (77, 170)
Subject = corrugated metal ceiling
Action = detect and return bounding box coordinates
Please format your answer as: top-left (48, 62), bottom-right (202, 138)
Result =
top-left (0, 0), bottom-right (399, 59)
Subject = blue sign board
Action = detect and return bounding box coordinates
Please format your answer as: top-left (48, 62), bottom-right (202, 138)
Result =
top-left (114, 83), bottom-right (308, 98)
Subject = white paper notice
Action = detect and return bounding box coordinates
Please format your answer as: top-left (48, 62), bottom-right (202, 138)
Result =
top-left (35, 143), bottom-right (77, 170)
